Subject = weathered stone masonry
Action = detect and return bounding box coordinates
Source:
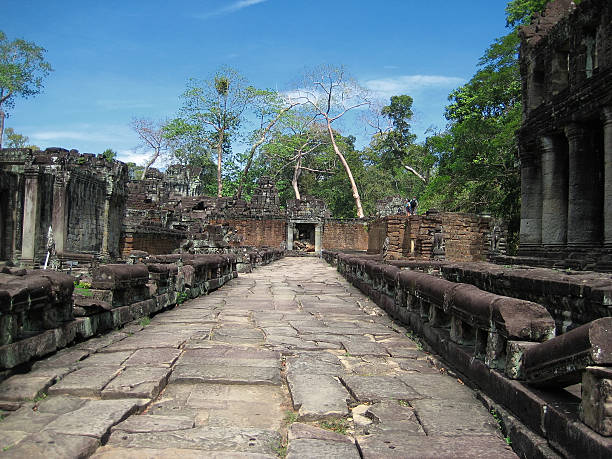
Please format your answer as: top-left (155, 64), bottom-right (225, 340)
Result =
top-left (0, 148), bottom-right (127, 267)
top-left (518, 0), bottom-right (612, 263)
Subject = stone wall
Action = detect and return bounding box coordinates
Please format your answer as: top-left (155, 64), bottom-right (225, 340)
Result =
top-left (208, 218), bottom-right (287, 248)
top-left (322, 219), bottom-right (368, 251)
top-left (0, 148), bottom-right (128, 266)
top-left (367, 212), bottom-right (497, 261)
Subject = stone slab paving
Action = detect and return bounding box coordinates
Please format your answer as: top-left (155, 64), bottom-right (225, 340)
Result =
top-left (0, 257), bottom-right (516, 457)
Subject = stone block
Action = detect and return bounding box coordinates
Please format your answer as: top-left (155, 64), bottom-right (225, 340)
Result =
top-left (523, 318), bottom-right (612, 387)
top-left (580, 366), bottom-right (612, 436)
top-left (92, 264), bottom-right (150, 290)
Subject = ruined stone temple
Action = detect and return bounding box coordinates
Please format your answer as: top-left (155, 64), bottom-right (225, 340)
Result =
top-left (0, 1), bottom-right (610, 457)
top-left (518, 0), bottom-right (612, 267)
top-left (0, 147), bottom-right (503, 269)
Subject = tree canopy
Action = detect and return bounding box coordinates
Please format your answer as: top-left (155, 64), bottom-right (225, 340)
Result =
top-left (0, 30), bottom-right (52, 148)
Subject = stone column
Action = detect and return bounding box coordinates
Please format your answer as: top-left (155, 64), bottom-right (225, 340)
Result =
top-left (286, 222), bottom-right (294, 250)
top-left (20, 168), bottom-right (39, 266)
top-left (314, 223), bottom-right (322, 254)
top-left (519, 150), bottom-right (542, 251)
top-left (540, 136), bottom-right (568, 247)
top-left (565, 123), bottom-right (601, 247)
top-left (603, 108), bottom-right (612, 247)
top-left (51, 173), bottom-right (69, 255)
top-left (100, 196), bottom-right (111, 259)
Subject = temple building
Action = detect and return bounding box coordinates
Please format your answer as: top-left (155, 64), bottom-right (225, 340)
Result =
top-left (518, 0), bottom-right (612, 265)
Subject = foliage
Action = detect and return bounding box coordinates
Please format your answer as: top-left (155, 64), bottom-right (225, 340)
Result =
top-left (318, 418), bottom-right (349, 435)
top-left (139, 315), bottom-right (151, 327)
top-left (284, 410), bottom-right (299, 425)
top-left (2, 127), bottom-right (29, 148)
top-left (176, 66), bottom-right (258, 196)
top-left (74, 280), bottom-right (92, 297)
top-left (419, 31), bottom-right (522, 249)
top-left (101, 148), bottom-right (117, 161)
top-left (504, 0), bottom-right (551, 27)
top-left (126, 162), bottom-right (145, 180)
top-left (0, 30), bottom-right (52, 148)
top-left (504, 0), bottom-right (581, 28)
top-left (176, 291), bottom-right (189, 304)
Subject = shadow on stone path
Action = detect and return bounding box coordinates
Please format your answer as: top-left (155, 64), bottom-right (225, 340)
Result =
top-left (0, 258), bottom-right (517, 458)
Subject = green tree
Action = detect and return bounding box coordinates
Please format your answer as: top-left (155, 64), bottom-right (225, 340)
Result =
top-left (0, 31), bottom-right (52, 148)
top-left (419, 0), bottom-right (556, 250)
top-left (178, 67), bottom-right (257, 197)
top-left (101, 148), bottom-right (117, 161)
top-left (235, 90), bottom-right (298, 199)
top-left (2, 126), bottom-right (29, 148)
top-left (292, 65), bottom-right (371, 218)
top-left (130, 117), bottom-right (171, 180)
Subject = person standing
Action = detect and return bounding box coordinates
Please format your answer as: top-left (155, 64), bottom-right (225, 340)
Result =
top-left (409, 197), bottom-right (418, 215)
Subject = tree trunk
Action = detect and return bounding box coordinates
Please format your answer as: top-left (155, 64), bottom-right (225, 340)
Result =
top-left (140, 149), bottom-right (160, 181)
top-left (403, 164), bottom-right (426, 183)
top-left (0, 108), bottom-right (5, 149)
top-left (236, 104), bottom-right (295, 200)
top-left (217, 130), bottom-right (224, 197)
top-left (292, 153), bottom-right (302, 200)
top-left (326, 122), bottom-right (364, 218)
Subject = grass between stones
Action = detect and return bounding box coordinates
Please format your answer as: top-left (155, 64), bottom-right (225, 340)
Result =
top-left (139, 316), bottom-right (151, 327)
top-left (273, 439), bottom-right (288, 458)
top-left (284, 410), bottom-right (298, 425)
top-left (318, 417), bottom-right (350, 435)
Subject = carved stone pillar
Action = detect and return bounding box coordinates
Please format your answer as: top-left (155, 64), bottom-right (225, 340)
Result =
top-left (314, 223), bottom-right (322, 254)
top-left (603, 108), bottom-right (612, 247)
top-left (21, 168), bottom-right (39, 266)
top-left (51, 173), bottom-right (69, 255)
top-left (286, 222), bottom-right (294, 250)
top-left (565, 123), bottom-right (601, 247)
top-left (540, 136), bottom-right (568, 247)
top-left (100, 179), bottom-right (113, 260)
top-left (519, 149), bottom-right (542, 251)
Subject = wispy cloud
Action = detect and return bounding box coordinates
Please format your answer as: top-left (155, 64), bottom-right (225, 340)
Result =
top-left (95, 99), bottom-right (155, 111)
top-left (30, 130), bottom-right (91, 141)
top-left (117, 149), bottom-right (151, 165)
top-left (364, 74), bottom-right (465, 99)
top-left (195, 0), bottom-right (268, 19)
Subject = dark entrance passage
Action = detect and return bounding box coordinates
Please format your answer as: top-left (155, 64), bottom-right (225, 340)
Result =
top-left (294, 223), bottom-right (315, 252)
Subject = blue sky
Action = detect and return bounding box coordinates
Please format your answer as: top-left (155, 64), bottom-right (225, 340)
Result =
top-left (3, 0), bottom-right (510, 164)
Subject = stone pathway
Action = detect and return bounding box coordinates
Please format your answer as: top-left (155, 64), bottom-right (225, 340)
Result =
top-left (0, 257), bottom-right (517, 458)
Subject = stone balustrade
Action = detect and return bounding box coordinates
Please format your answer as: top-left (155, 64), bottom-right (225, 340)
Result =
top-left (325, 249), bottom-right (612, 452)
top-left (333, 251), bottom-right (556, 378)
top-left (0, 253), bottom-right (252, 374)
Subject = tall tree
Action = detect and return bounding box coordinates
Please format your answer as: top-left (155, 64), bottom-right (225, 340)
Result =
top-left (2, 127), bottom-right (29, 148)
top-left (178, 67), bottom-right (256, 197)
top-left (235, 90), bottom-right (299, 199)
top-left (292, 65), bottom-right (370, 218)
top-left (0, 31), bottom-right (52, 148)
top-left (130, 117), bottom-right (171, 179)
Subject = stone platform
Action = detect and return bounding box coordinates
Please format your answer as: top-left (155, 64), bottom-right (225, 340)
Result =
top-left (0, 258), bottom-right (516, 458)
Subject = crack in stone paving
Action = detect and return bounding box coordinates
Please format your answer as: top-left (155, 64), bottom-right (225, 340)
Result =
top-left (0, 258), bottom-right (517, 458)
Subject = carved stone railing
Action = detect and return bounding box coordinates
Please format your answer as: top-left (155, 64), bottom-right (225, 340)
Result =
top-left (324, 250), bottom-right (612, 456)
top-left (335, 251), bottom-right (556, 378)
top-left (0, 253), bottom-right (239, 373)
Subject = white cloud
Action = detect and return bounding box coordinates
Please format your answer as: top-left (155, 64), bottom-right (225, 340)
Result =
top-left (195, 0), bottom-right (268, 19)
top-left (117, 149), bottom-right (150, 165)
top-left (95, 99), bottom-right (155, 111)
top-left (364, 75), bottom-right (465, 99)
top-left (30, 130), bottom-right (91, 141)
